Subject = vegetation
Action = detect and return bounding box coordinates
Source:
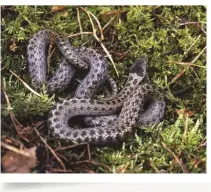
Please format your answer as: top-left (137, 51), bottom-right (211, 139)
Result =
top-left (1, 6), bottom-right (206, 173)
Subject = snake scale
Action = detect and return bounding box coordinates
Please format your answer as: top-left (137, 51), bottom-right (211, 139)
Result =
top-left (27, 29), bottom-right (166, 144)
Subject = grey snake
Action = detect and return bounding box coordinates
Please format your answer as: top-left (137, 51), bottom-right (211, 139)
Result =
top-left (27, 29), bottom-right (166, 144)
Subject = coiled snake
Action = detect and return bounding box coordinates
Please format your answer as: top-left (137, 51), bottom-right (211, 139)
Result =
top-left (27, 29), bottom-right (166, 144)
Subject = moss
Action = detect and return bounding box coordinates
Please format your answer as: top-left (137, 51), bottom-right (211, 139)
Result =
top-left (1, 5), bottom-right (206, 173)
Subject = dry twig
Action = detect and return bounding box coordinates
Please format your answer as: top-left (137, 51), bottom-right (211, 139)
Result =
top-left (33, 127), bottom-right (66, 170)
top-left (2, 88), bottom-right (29, 142)
top-left (9, 70), bottom-right (41, 97)
top-left (71, 159), bottom-right (112, 172)
top-left (168, 61), bottom-right (206, 69)
top-left (67, 31), bottom-right (93, 38)
top-left (178, 113), bottom-right (189, 156)
top-left (54, 143), bottom-right (86, 152)
top-left (79, 7), bottom-right (119, 77)
top-left (87, 144), bottom-right (91, 160)
top-left (77, 8), bottom-right (83, 38)
top-left (169, 45), bottom-right (206, 85)
top-left (179, 21), bottom-right (207, 34)
top-left (50, 168), bottom-right (73, 173)
top-left (161, 141), bottom-right (188, 173)
top-left (87, 10), bottom-right (104, 40)
top-left (179, 21), bottom-right (206, 26)
top-left (1, 141), bottom-right (31, 157)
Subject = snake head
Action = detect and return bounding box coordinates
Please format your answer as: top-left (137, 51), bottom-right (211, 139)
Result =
top-left (129, 56), bottom-right (148, 77)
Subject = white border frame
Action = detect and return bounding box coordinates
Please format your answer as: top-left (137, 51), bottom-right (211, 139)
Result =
top-left (0, 0), bottom-right (210, 185)
top-left (0, 174), bottom-right (210, 183)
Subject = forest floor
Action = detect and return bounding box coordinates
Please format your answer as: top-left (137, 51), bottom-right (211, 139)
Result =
top-left (1, 5), bottom-right (206, 173)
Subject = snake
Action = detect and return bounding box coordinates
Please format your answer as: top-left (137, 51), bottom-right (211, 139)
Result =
top-left (27, 29), bottom-right (166, 144)
top-left (27, 29), bottom-right (117, 96)
top-left (48, 58), bottom-right (165, 144)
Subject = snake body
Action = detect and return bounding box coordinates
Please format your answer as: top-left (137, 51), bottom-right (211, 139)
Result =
top-left (48, 84), bottom-right (153, 144)
top-left (27, 30), bottom-right (85, 93)
top-left (48, 58), bottom-right (154, 144)
top-left (27, 29), bottom-right (116, 95)
top-left (27, 29), bottom-right (166, 144)
top-left (85, 98), bottom-right (166, 127)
